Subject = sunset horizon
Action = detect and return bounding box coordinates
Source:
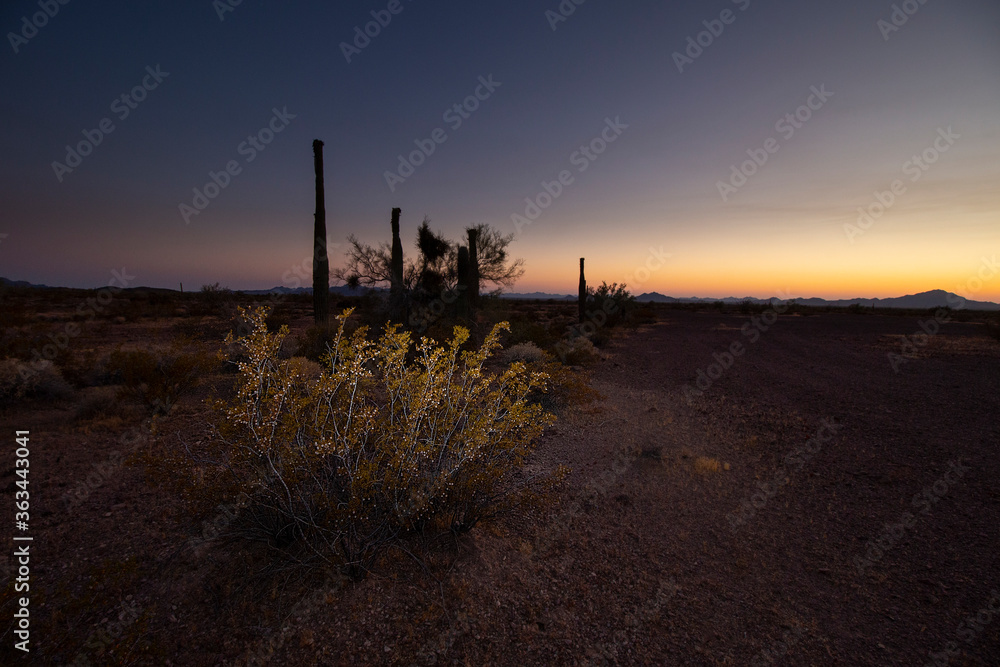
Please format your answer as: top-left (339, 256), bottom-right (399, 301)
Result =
top-left (3, 1), bottom-right (997, 304)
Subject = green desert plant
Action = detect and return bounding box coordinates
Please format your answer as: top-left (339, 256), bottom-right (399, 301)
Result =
top-left (209, 306), bottom-right (563, 579)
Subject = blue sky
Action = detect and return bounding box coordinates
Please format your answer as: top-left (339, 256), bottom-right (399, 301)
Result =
top-left (2, 0), bottom-right (998, 300)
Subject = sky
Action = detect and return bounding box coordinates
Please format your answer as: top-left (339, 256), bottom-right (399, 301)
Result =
top-left (1, 0), bottom-right (998, 301)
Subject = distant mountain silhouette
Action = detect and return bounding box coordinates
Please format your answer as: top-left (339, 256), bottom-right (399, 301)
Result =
top-left (3, 278), bottom-right (997, 310)
top-left (1, 277), bottom-right (52, 289)
top-left (634, 289), bottom-right (1000, 310)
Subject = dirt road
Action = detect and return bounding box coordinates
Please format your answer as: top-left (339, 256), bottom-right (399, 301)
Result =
top-left (532, 309), bottom-right (1000, 665)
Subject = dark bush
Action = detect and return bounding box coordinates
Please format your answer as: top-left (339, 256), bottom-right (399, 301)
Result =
top-left (107, 344), bottom-right (216, 414)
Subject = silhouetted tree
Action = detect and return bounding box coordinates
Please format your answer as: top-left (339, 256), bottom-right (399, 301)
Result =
top-left (578, 258), bottom-right (586, 323)
top-left (334, 220), bottom-right (525, 327)
top-left (334, 237), bottom-right (393, 289)
top-left (415, 218), bottom-right (450, 297)
top-left (463, 223), bottom-right (524, 294)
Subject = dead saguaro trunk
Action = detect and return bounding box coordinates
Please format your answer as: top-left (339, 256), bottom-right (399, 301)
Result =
top-left (578, 257), bottom-right (587, 323)
top-left (467, 228), bottom-right (480, 309)
top-left (390, 208), bottom-right (404, 322)
top-left (457, 246), bottom-right (470, 320)
top-left (312, 139), bottom-right (329, 327)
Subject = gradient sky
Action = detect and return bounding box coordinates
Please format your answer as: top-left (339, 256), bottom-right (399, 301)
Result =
top-left (2, 0), bottom-right (998, 301)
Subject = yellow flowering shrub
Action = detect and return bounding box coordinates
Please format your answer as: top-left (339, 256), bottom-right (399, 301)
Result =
top-left (211, 307), bottom-right (559, 578)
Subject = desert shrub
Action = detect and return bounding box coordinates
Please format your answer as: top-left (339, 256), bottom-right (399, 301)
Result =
top-left (500, 342), bottom-right (546, 365)
top-left (847, 303), bottom-right (871, 315)
top-left (209, 306), bottom-right (562, 579)
top-left (73, 386), bottom-right (119, 421)
top-left (586, 282), bottom-right (635, 329)
top-left (264, 302), bottom-right (293, 331)
top-left (172, 316), bottom-right (229, 342)
top-left (107, 344), bottom-right (216, 414)
top-left (588, 325), bottom-right (614, 348)
top-left (73, 386), bottom-right (150, 425)
top-left (986, 316), bottom-right (1000, 342)
top-left (521, 357), bottom-right (599, 413)
top-left (294, 324), bottom-right (338, 362)
top-left (81, 349), bottom-right (128, 387)
top-left (0, 358), bottom-right (73, 404)
top-left (552, 335), bottom-right (601, 366)
top-left (506, 319), bottom-right (558, 350)
top-left (195, 282), bottom-right (232, 315)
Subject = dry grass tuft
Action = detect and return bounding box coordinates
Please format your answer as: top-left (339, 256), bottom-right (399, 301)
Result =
top-left (693, 456), bottom-right (722, 474)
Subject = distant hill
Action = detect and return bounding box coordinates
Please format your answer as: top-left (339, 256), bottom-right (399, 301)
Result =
top-left (3, 278), bottom-right (997, 310)
top-left (1, 277), bottom-right (52, 289)
top-left (634, 289), bottom-right (1000, 310)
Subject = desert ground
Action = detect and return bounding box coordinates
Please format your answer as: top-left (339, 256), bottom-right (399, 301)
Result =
top-left (1, 289), bottom-right (999, 666)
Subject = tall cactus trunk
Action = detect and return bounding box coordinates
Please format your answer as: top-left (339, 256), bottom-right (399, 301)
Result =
top-left (390, 207), bottom-right (404, 322)
top-left (457, 246), bottom-right (470, 321)
top-left (312, 140), bottom-right (329, 327)
top-left (467, 228), bottom-right (480, 312)
top-left (578, 257), bottom-right (587, 323)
